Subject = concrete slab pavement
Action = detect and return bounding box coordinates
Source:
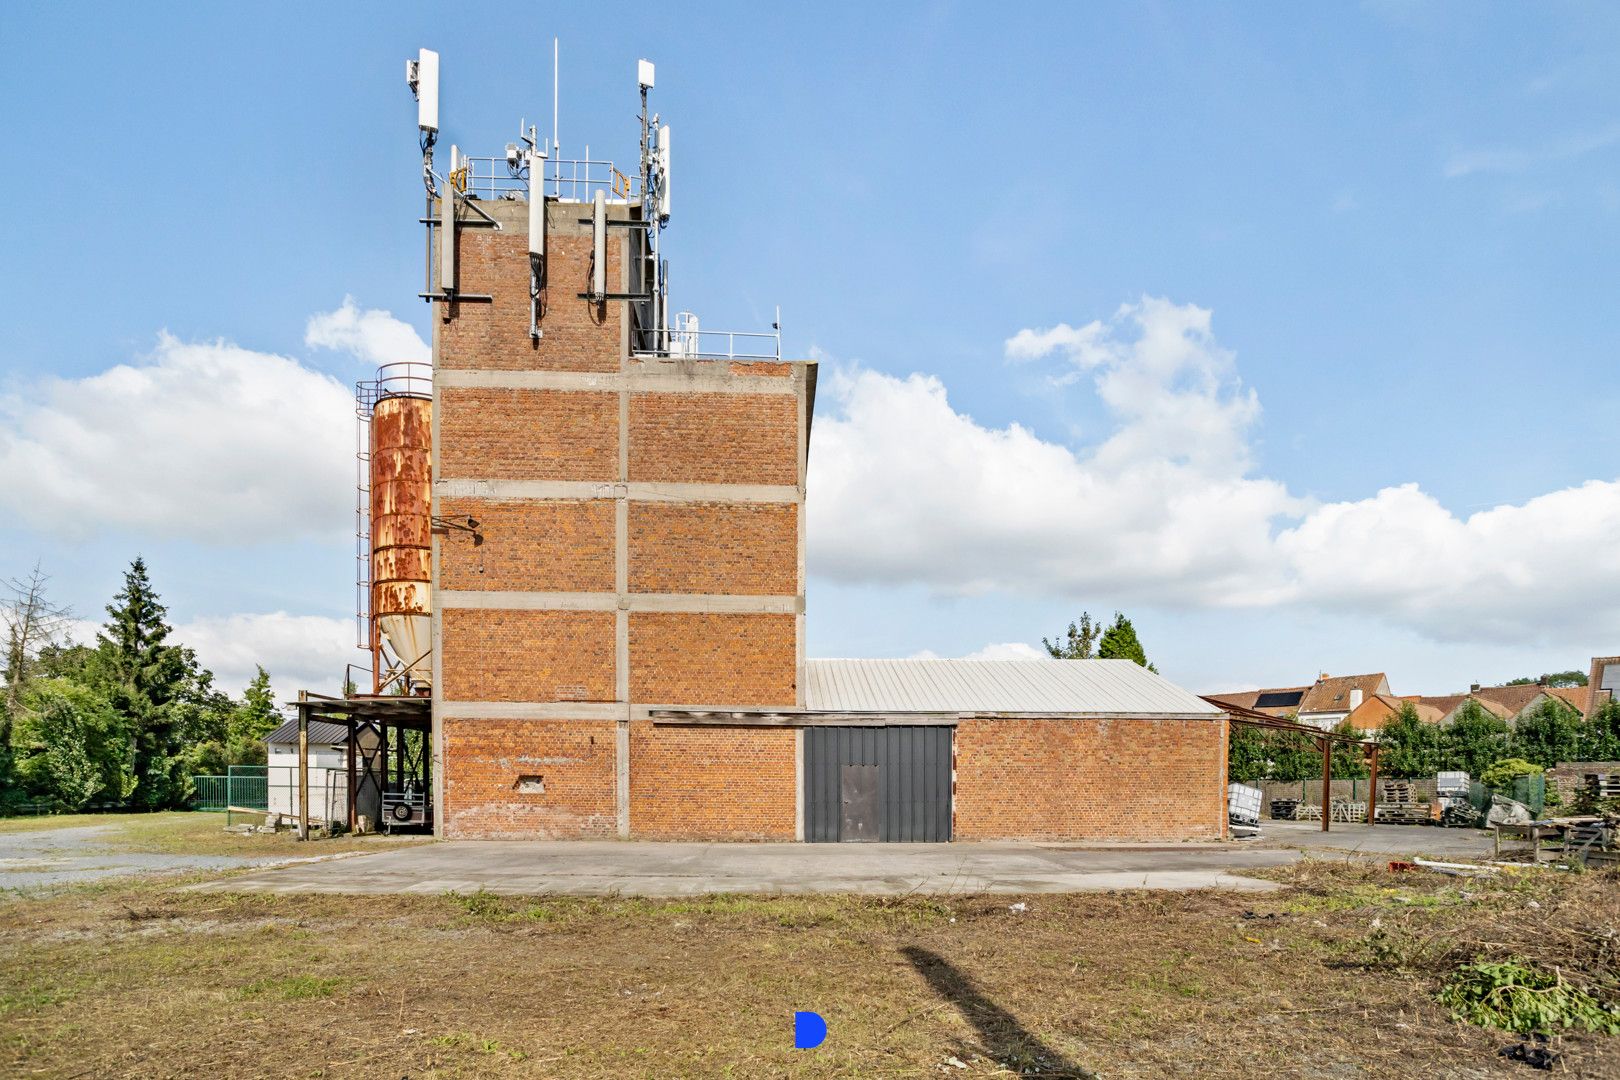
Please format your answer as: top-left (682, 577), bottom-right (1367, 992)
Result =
top-left (1257, 820), bottom-right (1498, 859)
top-left (192, 840), bottom-right (1299, 897)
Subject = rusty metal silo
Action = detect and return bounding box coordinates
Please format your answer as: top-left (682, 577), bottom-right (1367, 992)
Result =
top-left (360, 363), bottom-right (432, 694)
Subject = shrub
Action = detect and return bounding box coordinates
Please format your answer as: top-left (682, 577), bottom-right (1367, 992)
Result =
top-left (1437, 959), bottom-right (1620, 1035)
top-left (1479, 758), bottom-right (1543, 792)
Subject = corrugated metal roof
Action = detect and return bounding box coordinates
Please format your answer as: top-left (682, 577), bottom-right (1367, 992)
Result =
top-left (265, 718), bottom-right (350, 747)
top-left (804, 659), bottom-right (1223, 717)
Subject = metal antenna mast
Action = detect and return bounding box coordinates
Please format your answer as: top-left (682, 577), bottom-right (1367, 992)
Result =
top-left (638, 60), bottom-right (659, 352)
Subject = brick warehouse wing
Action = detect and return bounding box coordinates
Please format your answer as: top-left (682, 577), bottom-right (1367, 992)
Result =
top-left (752, 659), bottom-right (1227, 844)
top-left (354, 50), bottom-right (1233, 845)
top-left (645, 660), bottom-right (1231, 844)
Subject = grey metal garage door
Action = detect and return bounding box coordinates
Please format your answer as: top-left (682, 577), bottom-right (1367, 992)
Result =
top-left (805, 727), bottom-right (952, 842)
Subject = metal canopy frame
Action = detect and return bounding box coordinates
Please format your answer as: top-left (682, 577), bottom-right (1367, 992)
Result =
top-left (1206, 696), bottom-right (1381, 833)
top-left (290, 692), bottom-right (432, 840)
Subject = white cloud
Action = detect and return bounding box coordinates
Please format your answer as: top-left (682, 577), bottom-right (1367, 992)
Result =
top-left (1444, 124), bottom-right (1620, 179)
top-left (962, 641), bottom-right (1050, 661)
top-left (806, 296), bottom-right (1620, 647)
top-left (305, 296), bottom-right (429, 366)
top-left (809, 298), bottom-right (1297, 606)
top-left (58, 612), bottom-right (358, 703)
top-left (907, 642), bottom-right (1051, 661)
top-left (172, 611), bottom-right (359, 703)
top-left (0, 334), bottom-right (353, 543)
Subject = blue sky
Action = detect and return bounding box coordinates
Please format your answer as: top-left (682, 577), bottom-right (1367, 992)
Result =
top-left (3, 2), bottom-right (1618, 699)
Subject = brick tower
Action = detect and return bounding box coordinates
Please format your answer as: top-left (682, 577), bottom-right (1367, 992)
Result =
top-left (428, 149), bottom-right (813, 839)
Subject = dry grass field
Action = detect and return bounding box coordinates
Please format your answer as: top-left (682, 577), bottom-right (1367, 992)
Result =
top-left (0, 819), bottom-right (1616, 1078)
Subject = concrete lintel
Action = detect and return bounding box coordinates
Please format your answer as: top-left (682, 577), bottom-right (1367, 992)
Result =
top-left (959, 711), bottom-right (1225, 722)
top-left (436, 368), bottom-right (799, 396)
top-left (434, 479), bottom-right (801, 504)
top-left (627, 594), bottom-right (802, 614)
top-left (438, 590), bottom-right (801, 614)
top-left (439, 591), bottom-right (618, 611)
top-left (437, 701), bottom-right (625, 721)
top-left (642, 710), bottom-right (962, 727)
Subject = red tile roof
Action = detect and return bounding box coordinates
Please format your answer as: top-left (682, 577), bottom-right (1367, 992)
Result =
top-left (1299, 673), bottom-right (1390, 715)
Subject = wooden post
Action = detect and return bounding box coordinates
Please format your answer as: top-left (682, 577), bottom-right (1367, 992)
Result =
top-left (1366, 745), bottom-right (1379, 826)
top-left (1320, 736), bottom-right (1332, 833)
top-left (297, 696), bottom-right (310, 842)
top-left (346, 719), bottom-right (358, 829)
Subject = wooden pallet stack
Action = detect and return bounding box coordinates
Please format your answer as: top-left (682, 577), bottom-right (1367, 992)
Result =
top-left (1374, 780), bottom-right (1430, 824)
top-left (1584, 773), bottom-right (1620, 799)
top-left (1330, 800), bottom-right (1366, 823)
top-left (1269, 798), bottom-right (1299, 821)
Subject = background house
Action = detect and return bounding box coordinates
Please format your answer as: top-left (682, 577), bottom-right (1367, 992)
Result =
top-left (1295, 673), bottom-right (1391, 730)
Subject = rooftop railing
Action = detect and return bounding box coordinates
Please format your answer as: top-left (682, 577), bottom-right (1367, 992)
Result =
top-left (452, 156), bottom-right (638, 204)
top-left (355, 362), bottom-right (432, 416)
top-left (634, 311), bottom-right (782, 362)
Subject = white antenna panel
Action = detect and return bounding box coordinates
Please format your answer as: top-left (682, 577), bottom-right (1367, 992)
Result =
top-left (416, 49), bottom-right (440, 133)
top-left (439, 187), bottom-right (456, 292)
top-left (657, 125), bottom-right (671, 220)
top-left (591, 190), bottom-right (607, 300)
top-left (637, 59), bottom-right (655, 89)
top-left (527, 151), bottom-right (546, 258)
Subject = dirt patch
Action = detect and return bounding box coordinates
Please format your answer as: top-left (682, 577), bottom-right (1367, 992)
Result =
top-left (1, 860), bottom-right (1617, 1077)
top-left (0, 813), bottom-right (423, 896)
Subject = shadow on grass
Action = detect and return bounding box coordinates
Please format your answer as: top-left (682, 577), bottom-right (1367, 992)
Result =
top-left (900, 945), bottom-right (1094, 1079)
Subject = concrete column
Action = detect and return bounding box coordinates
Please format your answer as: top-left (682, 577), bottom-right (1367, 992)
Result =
top-left (616, 720), bottom-right (631, 838)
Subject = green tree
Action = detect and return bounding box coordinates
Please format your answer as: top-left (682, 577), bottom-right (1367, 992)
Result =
top-left (1510, 698), bottom-right (1582, 768)
top-left (1377, 702), bottom-right (1441, 778)
top-left (1043, 614), bottom-right (1099, 659)
top-left (170, 651), bottom-right (239, 780)
top-left (34, 640), bottom-right (96, 681)
top-left (94, 558), bottom-right (193, 809)
top-left (1227, 723), bottom-right (1270, 784)
top-left (1505, 670), bottom-right (1587, 688)
top-left (13, 679), bottom-right (134, 810)
top-left (1576, 698), bottom-right (1620, 761)
top-left (226, 666), bottom-right (279, 765)
top-left (1440, 699), bottom-right (1511, 777)
top-left (1096, 613), bottom-right (1157, 672)
top-left (1329, 720), bottom-right (1370, 780)
top-left (1, 563), bottom-right (73, 804)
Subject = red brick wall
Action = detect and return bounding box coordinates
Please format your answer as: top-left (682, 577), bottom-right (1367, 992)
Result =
top-left (630, 612), bottom-right (797, 706)
top-left (627, 393), bottom-right (798, 485)
top-left (440, 225), bottom-right (621, 373)
top-left (953, 717), bottom-right (1228, 842)
top-left (438, 388), bottom-right (617, 481)
top-left (440, 498), bottom-right (615, 593)
top-left (442, 718), bottom-right (618, 839)
top-left (628, 502), bottom-right (798, 596)
top-left (440, 609), bottom-right (615, 703)
top-left (628, 722), bottom-right (796, 840)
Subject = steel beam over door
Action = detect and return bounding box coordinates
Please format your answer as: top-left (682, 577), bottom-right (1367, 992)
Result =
top-left (805, 726), bottom-right (951, 842)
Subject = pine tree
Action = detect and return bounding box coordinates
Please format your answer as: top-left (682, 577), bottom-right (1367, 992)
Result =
top-left (95, 557), bottom-right (190, 809)
top-left (227, 666), bottom-right (279, 765)
top-left (1096, 613), bottom-right (1157, 672)
top-left (1042, 614), bottom-right (1099, 659)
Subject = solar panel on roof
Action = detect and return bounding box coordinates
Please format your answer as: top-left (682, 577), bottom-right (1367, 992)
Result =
top-left (1254, 690), bottom-right (1304, 709)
